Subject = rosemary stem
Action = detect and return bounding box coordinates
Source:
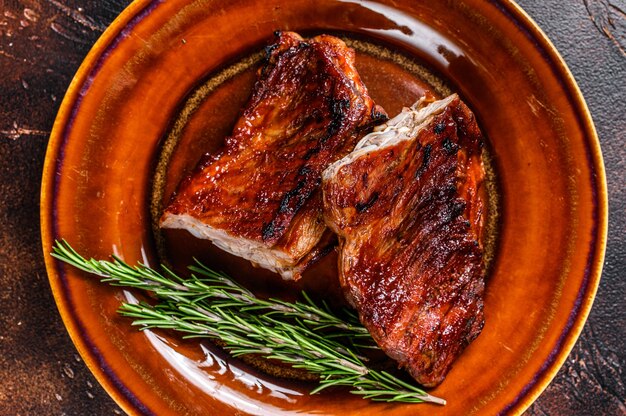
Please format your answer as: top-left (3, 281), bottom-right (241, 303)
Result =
top-left (51, 240), bottom-right (445, 405)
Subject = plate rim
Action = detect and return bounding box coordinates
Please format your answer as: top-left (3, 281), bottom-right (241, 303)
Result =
top-left (40, 0), bottom-right (609, 415)
top-left (41, 1), bottom-right (161, 414)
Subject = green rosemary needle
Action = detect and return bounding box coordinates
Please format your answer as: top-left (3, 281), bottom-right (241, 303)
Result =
top-left (51, 240), bottom-right (368, 336)
top-left (51, 239), bottom-right (445, 405)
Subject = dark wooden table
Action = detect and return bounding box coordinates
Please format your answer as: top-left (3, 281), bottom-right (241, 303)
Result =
top-left (1, 1), bottom-right (623, 414)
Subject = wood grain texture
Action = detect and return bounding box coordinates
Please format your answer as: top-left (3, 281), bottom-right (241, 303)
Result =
top-left (0, 0), bottom-right (623, 414)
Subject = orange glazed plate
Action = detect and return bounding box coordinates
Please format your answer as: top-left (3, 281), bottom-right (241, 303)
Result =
top-left (41, 1), bottom-right (607, 415)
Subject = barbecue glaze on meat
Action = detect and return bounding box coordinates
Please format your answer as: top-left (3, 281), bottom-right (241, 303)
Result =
top-left (161, 32), bottom-right (386, 279)
top-left (322, 94), bottom-right (486, 387)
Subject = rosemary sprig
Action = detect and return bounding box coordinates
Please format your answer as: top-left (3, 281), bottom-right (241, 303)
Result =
top-left (51, 240), bottom-right (445, 405)
top-left (51, 240), bottom-right (369, 339)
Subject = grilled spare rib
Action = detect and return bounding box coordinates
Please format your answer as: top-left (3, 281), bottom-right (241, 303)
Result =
top-left (322, 94), bottom-right (486, 387)
top-left (161, 32), bottom-right (386, 280)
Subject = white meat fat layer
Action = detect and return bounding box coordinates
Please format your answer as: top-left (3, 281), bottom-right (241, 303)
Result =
top-left (322, 94), bottom-right (457, 182)
top-left (160, 213), bottom-right (298, 279)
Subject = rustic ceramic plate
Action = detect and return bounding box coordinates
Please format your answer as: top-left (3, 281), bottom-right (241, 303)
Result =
top-left (41, 0), bottom-right (607, 415)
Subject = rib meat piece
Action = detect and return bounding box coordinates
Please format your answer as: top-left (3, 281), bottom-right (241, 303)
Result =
top-left (161, 32), bottom-right (386, 279)
top-left (322, 94), bottom-right (486, 387)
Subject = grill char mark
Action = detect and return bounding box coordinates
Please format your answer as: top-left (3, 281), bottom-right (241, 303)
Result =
top-left (160, 32), bottom-right (387, 280)
top-left (322, 95), bottom-right (486, 386)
